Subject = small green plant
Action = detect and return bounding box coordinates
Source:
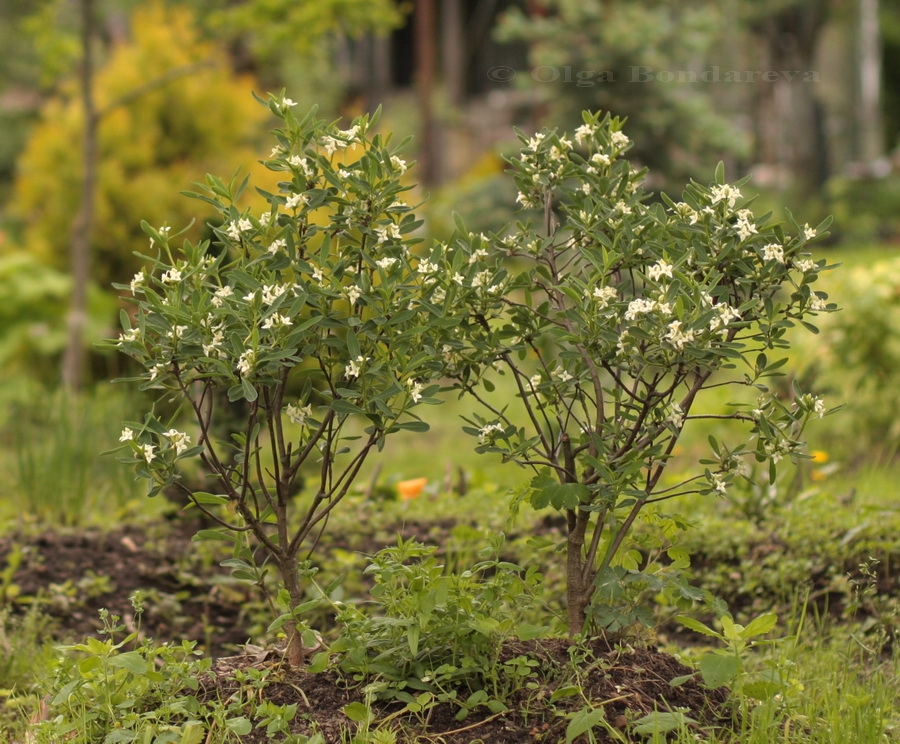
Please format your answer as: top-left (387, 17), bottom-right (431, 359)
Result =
top-left (675, 610), bottom-right (785, 698)
top-left (34, 596), bottom-right (211, 744)
top-left (108, 94), bottom-right (469, 665)
top-left (331, 536), bottom-right (545, 720)
top-left (440, 111), bottom-right (836, 635)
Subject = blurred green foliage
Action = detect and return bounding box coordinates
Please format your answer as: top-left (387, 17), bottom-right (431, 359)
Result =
top-left (0, 252), bottom-right (114, 380)
top-left (6, 1), bottom-right (275, 290)
top-left (495, 0), bottom-right (747, 182)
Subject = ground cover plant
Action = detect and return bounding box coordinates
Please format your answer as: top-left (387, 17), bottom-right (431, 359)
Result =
top-left (6, 97), bottom-right (900, 743)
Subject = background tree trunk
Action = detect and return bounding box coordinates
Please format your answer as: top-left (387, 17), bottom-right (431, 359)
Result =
top-left (61, 0), bottom-right (97, 392)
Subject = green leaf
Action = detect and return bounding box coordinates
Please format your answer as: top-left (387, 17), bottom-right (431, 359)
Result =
top-left (632, 711), bottom-right (697, 735)
top-left (517, 623), bottom-right (549, 641)
top-left (342, 702), bottom-right (373, 724)
top-left (698, 652), bottom-right (740, 688)
top-left (675, 615), bottom-right (721, 639)
top-left (566, 708), bottom-right (608, 743)
top-left (108, 651), bottom-right (149, 675)
top-left (190, 492), bottom-right (229, 506)
top-left (192, 529), bottom-right (239, 544)
top-left (307, 651), bottom-right (331, 674)
top-left (225, 717), bottom-right (252, 735)
top-left (332, 399), bottom-right (365, 415)
top-left (407, 625), bottom-right (420, 656)
top-left (715, 161), bottom-right (725, 185)
top-left (393, 420), bottom-right (430, 433)
top-left (241, 377), bottom-right (258, 402)
top-left (740, 612), bottom-right (777, 640)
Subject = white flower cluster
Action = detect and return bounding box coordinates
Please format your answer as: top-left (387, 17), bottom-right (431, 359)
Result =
top-left (710, 184), bottom-right (742, 209)
top-left (589, 285), bottom-right (617, 309)
top-left (665, 320), bottom-right (695, 350)
top-left (164, 429), bottom-right (192, 456)
top-left (478, 422), bottom-right (504, 444)
top-left (226, 218), bottom-right (253, 242)
top-left (286, 402), bottom-right (312, 425)
top-left (345, 355), bottom-right (367, 379)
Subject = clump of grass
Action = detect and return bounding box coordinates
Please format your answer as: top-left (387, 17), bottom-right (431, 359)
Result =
top-left (4, 384), bottom-right (152, 528)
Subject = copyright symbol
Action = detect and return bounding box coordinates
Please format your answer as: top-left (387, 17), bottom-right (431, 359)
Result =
top-left (487, 66), bottom-right (516, 83)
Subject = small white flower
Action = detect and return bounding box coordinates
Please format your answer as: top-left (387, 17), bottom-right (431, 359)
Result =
top-left (452, 272), bottom-right (465, 286)
top-left (710, 184), bottom-right (742, 209)
top-left (286, 403), bottom-right (313, 425)
top-left (574, 123), bottom-right (596, 144)
top-left (262, 313), bottom-right (292, 329)
top-left (555, 366), bottom-right (574, 383)
top-left (160, 268), bottom-right (182, 284)
top-left (237, 349), bottom-right (255, 376)
top-left (376, 257), bottom-right (398, 270)
top-left (375, 223), bottom-right (403, 243)
top-left (735, 216), bottom-right (757, 241)
top-left (225, 218), bottom-right (253, 241)
top-left (625, 298), bottom-right (656, 321)
top-left (710, 473), bottom-right (727, 496)
top-left (163, 429), bottom-right (191, 456)
top-left (803, 223), bottom-right (817, 240)
top-left (312, 267), bottom-right (325, 284)
top-left (478, 422), bottom-right (504, 444)
top-left (417, 259), bottom-right (438, 275)
top-left (166, 325), bottom-right (188, 341)
top-left (709, 304), bottom-right (742, 333)
top-left (407, 379), bottom-right (425, 403)
top-left (212, 285), bottom-right (234, 307)
top-left (813, 397), bottom-right (826, 418)
top-left (468, 248), bottom-right (488, 264)
top-left (610, 130), bottom-right (630, 149)
top-left (140, 444), bottom-right (156, 463)
top-left (590, 285), bottom-right (617, 308)
top-left (346, 285), bottom-right (362, 305)
top-left (130, 270), bottom-right (145, 292)
top-left (667, 403), bottom-right (684, 428)
top-left (656, 301), bottom-right (673, 316)
top-left (268, 238), bottom-right (287, 254)
top-left (285, 192), bottom-right (307, 210)
top-left (149, 362), bottom-right (167, 381)
top-left (529, 374), bottom-right (542, 388)
top-left (119, 428), bottom-right (134, 442)
top-left (762, 243), bottom-right (784, 263)
top-left (810, 294), bottom-right (827, 311)
top-left (648, 260), bottom-right (674, 281)
top-left (261, 284), bottom-right (287, 305)
top-left (345, 355), bottom-right (367, 379)
top-left (665, 320), bottom-right (695, 351)
top-left (118, 328), bottom-right (139, 344)
top-left (591, 152), bottom-right (611, 166)
top-left (471, 270), bottom-right (493, 288)
top-left (281, 97), bottom-right (297, 109)
top-left (431, 287), bottom-right (446, 303)
top-left (614, 201), bottom-right (632, 216)
top-left (795, 258), bottom-right (815, 273)
top-left (391, 155), bottom-right (408, 174)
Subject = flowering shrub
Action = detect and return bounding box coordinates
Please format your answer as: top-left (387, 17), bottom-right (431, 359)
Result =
top-left (110, 96), bottom-right (461, 665)
top-left (438, 111), bottom-right (835, 634)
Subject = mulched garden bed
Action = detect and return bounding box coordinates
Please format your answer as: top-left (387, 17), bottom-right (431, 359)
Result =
top-left (200, 639), bottom-right (732, 743)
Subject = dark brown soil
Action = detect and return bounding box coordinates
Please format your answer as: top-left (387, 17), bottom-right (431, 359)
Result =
top-left (200, 640), bottom-right (732, 743)
top-left (0, 523), bottom-right (255, 655)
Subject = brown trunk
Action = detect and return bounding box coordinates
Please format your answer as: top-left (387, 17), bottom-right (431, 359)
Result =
top-left (62, 0), bottom-right (98, 391)
top-left (279, 558), bottom-right (306, 667)
top-left (566, 510), bottom-right (590, 635)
